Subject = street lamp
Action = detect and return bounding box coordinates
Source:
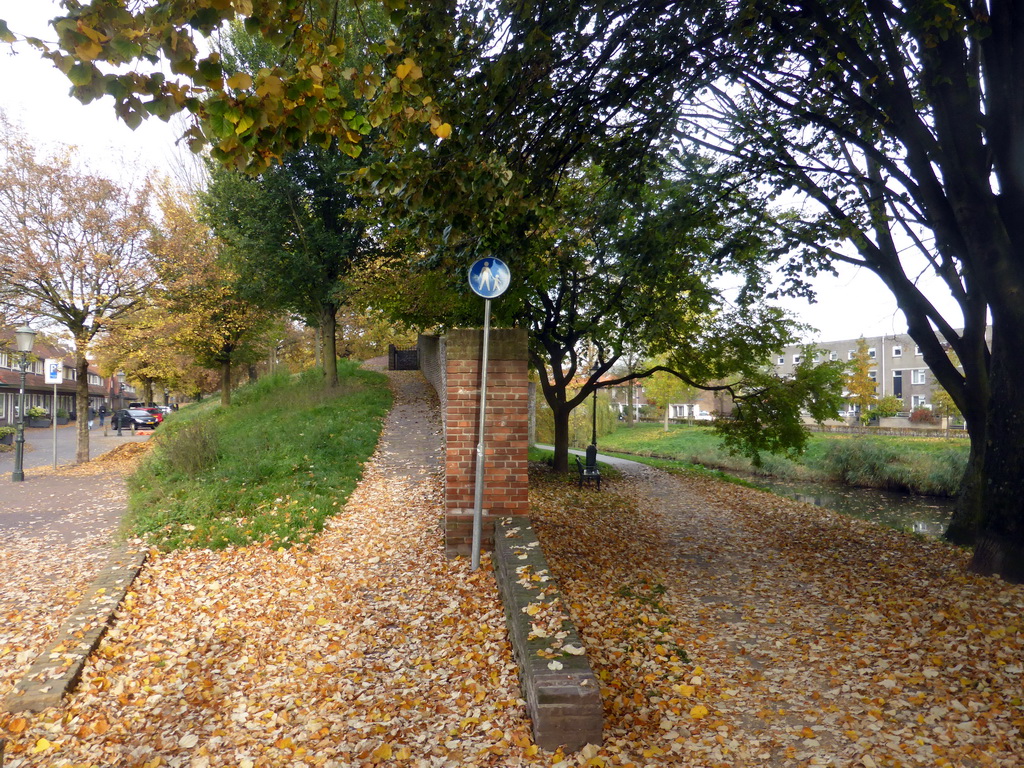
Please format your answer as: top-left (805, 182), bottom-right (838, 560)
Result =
top-left (11, 324), bottom-right (36, 482)
top-left (588, 364), bottom-right (600, 468)
top-left (116, 372), bottom-right (125, 436)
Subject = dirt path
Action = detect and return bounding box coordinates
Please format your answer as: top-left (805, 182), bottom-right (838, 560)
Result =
top-left (531, 464), bottom-right (1023, 767)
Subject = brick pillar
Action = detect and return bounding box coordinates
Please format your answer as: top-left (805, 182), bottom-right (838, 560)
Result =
top-left (444, 328), bottom-right (530, 558)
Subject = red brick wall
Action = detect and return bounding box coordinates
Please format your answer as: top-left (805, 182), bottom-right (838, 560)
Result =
top-left (443, 329), bottom-right (530, 558)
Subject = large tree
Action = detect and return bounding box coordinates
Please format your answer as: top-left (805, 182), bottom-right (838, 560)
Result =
top-left (0, 111), bottom-right (155, 463)
top-left (673, 0), bottom-right (1023, 580)
top-left (202, 145), bottom-right (379, 387)
top-left (150, 187), bottom-right (276, 407)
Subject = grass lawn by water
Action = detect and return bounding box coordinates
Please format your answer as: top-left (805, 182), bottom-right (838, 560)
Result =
top-left (595, 422), bottom-right (968, 496)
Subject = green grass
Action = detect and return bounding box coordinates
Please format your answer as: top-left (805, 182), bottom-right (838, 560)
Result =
top-left (596, 422), bottom-right (968, 496)
top-left (124, 361), bottom-right (391, 550)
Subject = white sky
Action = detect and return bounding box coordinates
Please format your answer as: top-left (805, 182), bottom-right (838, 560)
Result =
top-left (1, 1), bottom-right (960, 343)
top-left (0, 2), bottom-right (188, 182)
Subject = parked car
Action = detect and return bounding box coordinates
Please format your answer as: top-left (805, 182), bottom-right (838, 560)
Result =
top-left (110, 408), bottom-right (159, 430)
top-left (143, 407), bottom-right (164, 424)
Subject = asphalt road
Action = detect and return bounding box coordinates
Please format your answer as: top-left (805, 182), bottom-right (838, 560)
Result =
top-left (0, 422), bottom-right (152, 473)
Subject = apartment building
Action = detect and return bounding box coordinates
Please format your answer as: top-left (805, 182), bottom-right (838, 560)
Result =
top-left (773, 332), bottom-right (944, 415)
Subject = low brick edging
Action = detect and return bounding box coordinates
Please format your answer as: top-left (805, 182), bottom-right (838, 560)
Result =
top-left (492, 516), bottom-right (603, 752)
top-left (3, 549), bottom-right (147, 714)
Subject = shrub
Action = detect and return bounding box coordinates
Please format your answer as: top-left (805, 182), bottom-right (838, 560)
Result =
top-left (0, 425), bottom-right (15, 439)
top-left (153, 420), bottom-right (220, 477)
top-left (909, 407), bottom-right (939, 425)
top-left (27, 406), bottom-right (48, 419)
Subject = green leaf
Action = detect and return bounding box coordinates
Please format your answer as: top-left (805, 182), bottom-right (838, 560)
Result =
top-left (68, 63), bottom-right (94, 86)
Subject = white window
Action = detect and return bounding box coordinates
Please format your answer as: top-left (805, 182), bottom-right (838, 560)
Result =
top-left (0, 352), bottom-right (8, 368)
top-left (892, 346), bottom-right (902, 357)
top-left (777, 355), bottom-right (785, 365)
top-left (868, 347), bottom-right (876, 359)
top-left (829, 351), bottom-right (838, 361)
top-left (868, 369), bottom-right (877, 382)
top-left (792, 354), bottom-right (802, 364)
top-left (912, 369), bottom-right (927, 385)
top-left (912, 394), bottom-right (927, 408)
top-left (848, 350), bottom-right (856, 360)
top-left (915, 345), bottom-right (922, 356)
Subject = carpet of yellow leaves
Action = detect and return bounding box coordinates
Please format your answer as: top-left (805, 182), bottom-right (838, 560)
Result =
top-left (1, 442), bottom-right (151, 721)
top-left (2, 374), bottom-right (1022, 767)
top-left (530, 464), bottom-right (1024, 767)
top-left (1, 380), bottom-right (549, 767)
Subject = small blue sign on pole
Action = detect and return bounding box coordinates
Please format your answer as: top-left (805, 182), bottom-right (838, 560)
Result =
top-left (467, 257), bottom-right (511, 570)
top-left (468, 257), bottom-right (510, 299)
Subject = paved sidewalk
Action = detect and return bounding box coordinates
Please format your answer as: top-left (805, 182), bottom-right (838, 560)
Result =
top-left (0, 422), bottom-right (151, 475)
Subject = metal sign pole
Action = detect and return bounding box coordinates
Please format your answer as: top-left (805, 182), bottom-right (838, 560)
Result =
top-left (52, 383), bottom-right (57, 469)
top-left (45, 359), bottom-right (64, 470)
top-left (466, 257), bottom-right (510, 571)
top-left (471, 298), bottom-right (492, 571)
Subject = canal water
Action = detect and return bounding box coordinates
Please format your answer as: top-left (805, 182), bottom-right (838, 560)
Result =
top-left (748, 476), bottom-right (955, 537)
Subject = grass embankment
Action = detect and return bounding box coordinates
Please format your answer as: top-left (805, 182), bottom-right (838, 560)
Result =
top-left (595, 422), bottom-right (968, 496)
top-left (125, 361), bottom-right (391, 550)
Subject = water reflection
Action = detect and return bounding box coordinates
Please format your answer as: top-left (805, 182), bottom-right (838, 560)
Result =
top-left (751, 478), bottom-right (954, 537)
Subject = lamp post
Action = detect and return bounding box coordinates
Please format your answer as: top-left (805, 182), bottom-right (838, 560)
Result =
top-left (587, 365), bottom-right (599, 469)
top-left (11, 324), bottom-right (36, 482)
top-left (116, 372), bottom-right (125, 436)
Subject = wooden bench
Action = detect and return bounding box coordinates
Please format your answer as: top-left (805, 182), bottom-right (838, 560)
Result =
top-left (575, 455), bottom-right (601, 490)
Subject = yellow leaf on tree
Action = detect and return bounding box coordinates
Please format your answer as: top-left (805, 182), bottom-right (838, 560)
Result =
top-left (257, 76), bottom-right (284, 98)
top-left (226, 73), bottom-right (253, 90)
top-left (75, 40), bottom-right (103, 61)
top-left (434, 122), bottom-right (453, 139)
top-left (690, 704), bottom-right (710, 719)
top-left (396, 58), bottom-right (422, 80)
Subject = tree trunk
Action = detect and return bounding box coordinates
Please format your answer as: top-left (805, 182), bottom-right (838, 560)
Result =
top-left (551, 402), bottom-right (572, 473)
top-left (248, 364), bottom-right (258, 383)
top-left (321, 305), bottom-right (339, 387)
top-left (963, 329), bottom-right (1024, 582)
top-left (945, 438), bottom-right (986, 546)
top-left (626, 382), bottom-right (634, 427)
top-left (75, 353), bottom-right (90, 464)
top-left (221, 359), bottom-right (232, 407)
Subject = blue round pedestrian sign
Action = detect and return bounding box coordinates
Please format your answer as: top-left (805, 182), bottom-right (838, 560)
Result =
top-left (468, 258), bottom-right (511, 299)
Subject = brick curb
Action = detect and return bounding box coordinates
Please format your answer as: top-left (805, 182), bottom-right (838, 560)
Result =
top-left (492, 516), bottom-right (603, 752)
top-left (3, 549), bottom-right (147, 714)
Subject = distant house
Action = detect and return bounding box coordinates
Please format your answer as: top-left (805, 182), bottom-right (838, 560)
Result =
top-left (771, 330), bottom-right (987, 420)
top-left (0, 329), bottom-right (133, 425)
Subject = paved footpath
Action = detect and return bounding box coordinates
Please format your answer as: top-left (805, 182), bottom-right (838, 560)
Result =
top-left (0, 429), bottom-right (153, 716)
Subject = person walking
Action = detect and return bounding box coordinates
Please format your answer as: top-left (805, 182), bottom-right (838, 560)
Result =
top-left (99, 404), bottom-right (107, 428)
top-left (88, 405), bottom-right (96, 429)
